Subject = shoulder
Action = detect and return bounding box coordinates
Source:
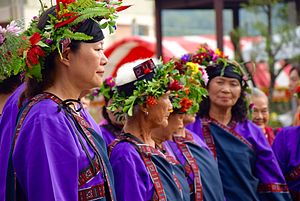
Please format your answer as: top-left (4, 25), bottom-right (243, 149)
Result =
top-left (275, 126), bottom-right (300, 142)
top-left (110, 141), bottom-right (141, 161)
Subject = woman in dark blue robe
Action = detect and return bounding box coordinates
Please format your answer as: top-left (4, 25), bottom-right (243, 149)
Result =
top-left (186, 61), bottom-right (291, 201)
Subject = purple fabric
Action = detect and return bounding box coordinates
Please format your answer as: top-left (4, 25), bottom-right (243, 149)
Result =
top-left (12, 99), bottom-right (104, 200)
top-left (100, 125), bottom-right (117, 147)
top-left (186, 116), bottom-right (287, 185)
top-left (0, 84), bottom-right (24, 200)
top-left (110, 141), bottom-right (154, 201)
top-left (272, 126), bottom-right (300, 192)
top-left (0, 88), bottom-right (106, 201)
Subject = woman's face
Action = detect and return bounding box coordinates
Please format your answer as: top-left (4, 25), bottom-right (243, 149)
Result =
top-left (69, 40), bottom-right (108, 90)
top-left (208, 76), bottom-right (241, 110)
top-left (147, 93), bottom-right (173, 128)
top-left (289, 69), bottom-right (300, 93)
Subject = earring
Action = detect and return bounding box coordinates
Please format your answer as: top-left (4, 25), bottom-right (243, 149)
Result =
top-left (145, 111), bottom-right (149, 116)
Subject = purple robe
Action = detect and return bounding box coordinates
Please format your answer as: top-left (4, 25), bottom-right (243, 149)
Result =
top-left (186, 116), bottom-right (291, 201)
top-left (0, 89), bottom-right (113, 200)
top-left (0, 84), bottom-right (24, 200)
top-left (272, 126), bottom-right (300, 200)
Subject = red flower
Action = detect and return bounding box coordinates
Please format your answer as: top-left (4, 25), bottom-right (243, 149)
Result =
top-left (179, 98), bottom-right (193, 113)
top-left (55, 15), bottom-right (79, 29)
top-left (168, 80), bottom-right (183, 91)
top-left (116, 5), bottom-right (131, 12)
top-left (295, 85), bottom-right (300, 94)
top-left (60, 0), bottom-right (75, 4)
top-left (143, 68), bottom-right (151, 75)
top-left (146, 96), bottom-right (157, 106)
top-left (30, 32), bottom-right (42, 46)
top-left (184, 87), bottom-right (190, 95)
top-left (26, 46), bottom-right (45, 67)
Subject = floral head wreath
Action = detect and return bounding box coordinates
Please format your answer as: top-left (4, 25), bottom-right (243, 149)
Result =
top-left (168, 44), bottom-right (224, 114)
top-left (88, 76), bottom-right (116, 101)
top-left (20, 0), bottom-right (130, 80)
top-left (294, 81), bottom-right (300, 99)
top-left (109, 59), bottom-right (174, 116)
top-left (0, 21), bottom-right (27, 82)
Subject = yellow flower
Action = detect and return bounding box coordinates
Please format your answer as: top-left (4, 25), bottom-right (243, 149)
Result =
top-left (186, 62), bottom-right (199, 74)
top-left (215, 48), bottom-right (221, 56)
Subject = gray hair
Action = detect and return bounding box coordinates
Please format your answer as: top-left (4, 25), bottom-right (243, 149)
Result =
top-left (251, 87), bottom-right (268, 100)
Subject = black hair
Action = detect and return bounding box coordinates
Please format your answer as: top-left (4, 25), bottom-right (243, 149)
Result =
top-left (19, 6), bottom-right (81, 106)
top-left (0, 74), bottom-right (22, 94)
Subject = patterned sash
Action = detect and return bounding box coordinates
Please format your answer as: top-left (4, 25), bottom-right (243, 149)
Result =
top-left (201, 117), bottom-right (254, 159)
top-left (173, 130), bottom-right (203, 201)
top-left (109, 134), bottom-right (183, 201)
top-left (12, 92), bottom-right (113, 201)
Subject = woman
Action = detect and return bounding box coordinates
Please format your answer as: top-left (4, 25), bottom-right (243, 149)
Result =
top-left (272, 126), bottom-right (300, 201)
top-left (152, 59), bottom-right (224, 201)
top-left (1, 1), bottom-right (128, 200)
top-left (250, 88), bottom-right (275, 145)
top-left (186, 60), bottom-right (291, 200)
top-left (109, 59), bottom-right (189, 201)
top-left (98, 76), bottom-right (124, 146)
top-left (0, 21), bottom-right (24, 118)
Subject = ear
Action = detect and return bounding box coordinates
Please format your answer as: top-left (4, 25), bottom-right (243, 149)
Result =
top-left (139, 104), bottom-right (148, 115)
top-left (59, 47), bottom-right (72, 67)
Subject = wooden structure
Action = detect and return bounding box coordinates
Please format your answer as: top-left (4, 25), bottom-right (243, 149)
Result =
top-left (154, 0), bottom-right (299, 58)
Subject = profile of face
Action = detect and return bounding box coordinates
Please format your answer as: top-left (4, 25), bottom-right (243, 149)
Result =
top-left (208, 76), bottom-right (241, 110)
top-left (289, 69), bottom-right (300, 93)
top-left (146, 92), bottom-right (173, 128)
top-left (251, 96), bottom-right (269, 131)
top-left (67, 40), bottom-right (108, 90)
top-left (183, 114), bottom-right (196, 126)
top-left (166, 113), bottom-right (185, 137)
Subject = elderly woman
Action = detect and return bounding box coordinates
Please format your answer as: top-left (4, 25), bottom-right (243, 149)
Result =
top-left (151, 59), bottom-right (225, 201)
top-left (0, 1), bottom-right (128, 200)
top-left (186, 60), bottom-right (291, 200)
top-left (109, 59), bottom-right (190, 201)
top-left (272, 126), bottom-right (300, 201)
top-left (250, 87), bottom-right (275, 145)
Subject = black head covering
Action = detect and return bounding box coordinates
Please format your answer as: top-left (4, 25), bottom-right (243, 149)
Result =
top-left (73, 18), bottom-right (104, 42)
top-left (206, 63), bottom-right (243, 86)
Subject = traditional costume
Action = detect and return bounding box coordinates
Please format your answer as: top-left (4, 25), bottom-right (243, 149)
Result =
top-left (187, 116), bottom-right (291, 201)
top-left (272, 126), bottom-right (300, 201)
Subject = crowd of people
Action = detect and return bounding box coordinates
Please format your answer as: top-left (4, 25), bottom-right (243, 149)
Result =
top-left (0, 1), bottom-right (299, 201)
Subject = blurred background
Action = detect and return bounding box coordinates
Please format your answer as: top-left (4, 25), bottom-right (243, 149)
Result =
top-left (1, 0), bottom-right (300, 126)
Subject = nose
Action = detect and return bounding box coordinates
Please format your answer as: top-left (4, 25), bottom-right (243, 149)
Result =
top-left (220, 83), bottom-right (231, 93)
top-left (100, 52), bottom-right (108, 66)
top-left (167, 98), bottom-right (173, 112)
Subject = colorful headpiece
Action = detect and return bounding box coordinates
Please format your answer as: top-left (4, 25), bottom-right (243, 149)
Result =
top-left (109, 59), bottom-right (173, 116)
top-left (20, 0), bottom-right (129, 80)
top-left (88, 76), bottom-right (116, 101)
top-left (0, 21), bottom-right (27, 82)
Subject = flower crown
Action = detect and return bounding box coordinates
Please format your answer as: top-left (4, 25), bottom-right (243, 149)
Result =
top-left (21, 0), bottom-right (129, 80)
top-left (294, 82), bottom-right (300, 99)
top-left (109, 59), bottom-right (173, 116)
top-left (0, 21), bottom-right (28, 82)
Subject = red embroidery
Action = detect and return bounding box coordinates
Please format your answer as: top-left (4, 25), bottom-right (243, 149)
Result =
top-left (78, 157), bottom-right (100, 187)
top-left (174, 131), bottom-right (203, 201)
top-left (78, 183), bottom-right (105, 201)
top-left (257, 183), bottom-right (289, 192)
top-left (201, 118), bottom-right (217, 159)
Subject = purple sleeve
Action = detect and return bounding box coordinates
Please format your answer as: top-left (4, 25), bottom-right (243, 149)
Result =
top-left (272, 128), bottom-right (289, 173)
top-left (236, 121), bottom-right (286, 184)
top-left (110, 142), bottom-right (154, 201)
top-left (13, 114), bottom-right (80, 201)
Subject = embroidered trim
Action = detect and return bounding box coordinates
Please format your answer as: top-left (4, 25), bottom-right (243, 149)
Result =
top-left (78, 157), bottom-right (100, 187)
top-left (79, 183), bottom-right (105, 201)
top-left (109, 135), bottom-right (181, 201)
top-left (201, 119), bottom-right (217, 159)
top-left (173, 133), bottom-right (203, 201)
top-left (285, 164), bottom-right (300, 182)
top-left (257, 183), bottom-right (289, 193)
